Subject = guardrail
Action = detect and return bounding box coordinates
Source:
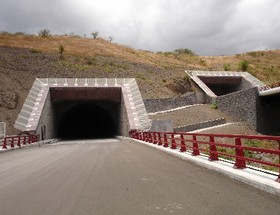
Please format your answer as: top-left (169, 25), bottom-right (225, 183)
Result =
top-left (259, 82), bottom-right (280, 91)
top-left (1, 134), bottom-right (39, 149)
top-left (129, 130), bottom-right (280, 182)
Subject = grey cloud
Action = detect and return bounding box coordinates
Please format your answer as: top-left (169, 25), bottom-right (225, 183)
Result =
top-left (0, 0), bottom-right (279, 55)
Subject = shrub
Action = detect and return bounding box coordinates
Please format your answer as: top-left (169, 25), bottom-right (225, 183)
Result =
top-left (211, 102), bottom-right (218, 109)
top-left (238, 60), bottom-right (249, 71)
top-left (38, 29), bottom-right (51, 38)
top-left (223, 63), bottom-right (231, 71)
top-left (15, 32), bottom-right (25, 36)
top-left (174, 48), bottom-right (196, 56)
top-left (59, 44), bottom-right (65, 59)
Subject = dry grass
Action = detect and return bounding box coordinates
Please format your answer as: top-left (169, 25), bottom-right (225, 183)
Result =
top-left (0, 33), bottom-right (279, 84)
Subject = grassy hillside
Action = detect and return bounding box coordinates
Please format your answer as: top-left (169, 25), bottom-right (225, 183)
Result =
top-left (0, 32), bottom-right (279, 134)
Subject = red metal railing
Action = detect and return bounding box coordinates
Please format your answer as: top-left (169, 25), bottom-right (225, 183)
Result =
top-left (259, 82), bottom-right (280, 91)
top-left (129, 130), bottom-right (280, 182)
top-left (1, 134), bottom-right (39, 149)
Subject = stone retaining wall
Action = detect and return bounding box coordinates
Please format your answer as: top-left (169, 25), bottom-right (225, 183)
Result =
top-left (174, 118), bottom-right (226, 132)
top-left (216, 87), bottom-right (258, 130)
top-left (144, 93), bottom-right (197, 113)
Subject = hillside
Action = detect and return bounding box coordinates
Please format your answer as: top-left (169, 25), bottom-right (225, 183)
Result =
top-left (0, 33), bottom-right (280, 134)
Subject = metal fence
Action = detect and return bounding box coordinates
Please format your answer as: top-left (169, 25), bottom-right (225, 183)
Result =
top-left (130, 130), bottom-right (280, 182)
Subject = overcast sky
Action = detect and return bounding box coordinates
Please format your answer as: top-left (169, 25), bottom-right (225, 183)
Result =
top-left (1, 0), bottom-right (280, 55)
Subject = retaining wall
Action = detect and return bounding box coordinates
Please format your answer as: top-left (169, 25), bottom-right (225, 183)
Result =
top-left (174, 118), bottom-right (226, 132)
top-left (144, 93), bottom-right (197, 113)
top-left (216, 87), bottom-right (258, 130)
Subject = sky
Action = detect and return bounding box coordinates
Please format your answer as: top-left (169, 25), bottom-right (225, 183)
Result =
top-left (1, 0), bottom-right (280, 56)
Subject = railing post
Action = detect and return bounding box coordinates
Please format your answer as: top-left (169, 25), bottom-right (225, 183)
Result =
top-left (234, 138), bottom-right (246, 169)
top-left (153, 133), bottom-right (158, 144)
top-left (209, 136), bottom-right (218, 161)
top-left (2, 137), bottom-right (7, 149)
top-left (23, 136), bottom-right (27, 145)
top-left (144, 132), bottom-right (148, 142)
top-left (24, 136), bottom-right (27, 144)
top-left (277, 141), bottom-right (280, 183)
top-left (149, 133), bottom-right (153, 143)
top-left (17, 136), bottom-right (21, 147)
top-left (10, 137), bottom-right (14, 148)
top-left (158, 133), bottom-right (162, 146)
top-left (163, 134), bottom-right (168, 147)
top-left (180, 134), bottom-right (186, 152)
top-left (171, 134), bottom-right (177, 149)
top-left (192, 134), bottom-right (200, 156)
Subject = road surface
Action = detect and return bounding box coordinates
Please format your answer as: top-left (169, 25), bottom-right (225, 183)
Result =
top-left (0, 138), bottom-right (279, 215)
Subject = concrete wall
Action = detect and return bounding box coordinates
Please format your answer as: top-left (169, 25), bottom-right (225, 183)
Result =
top-left (238, 78), bottom-right (254, 91)
top-left (149, 120), bottom-right (173, 132)
top-left (120, 95), bottom-right (130, 136)
top-left (144, 93), bottom-right (197, 113)
top-left (36, 92), bottom-right (55, 140)
top-left (216, 87), bottom-right (258, 130)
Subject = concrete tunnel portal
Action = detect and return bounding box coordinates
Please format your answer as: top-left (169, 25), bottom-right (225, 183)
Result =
top-left (14, 78), bottom-right (151, 140)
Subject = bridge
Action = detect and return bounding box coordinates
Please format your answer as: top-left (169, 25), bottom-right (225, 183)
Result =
top-left (1, 74), bottom-right (280, 214)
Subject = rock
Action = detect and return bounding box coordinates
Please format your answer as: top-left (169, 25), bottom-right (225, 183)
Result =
top-left (0, 91), bottom-right (18, 110)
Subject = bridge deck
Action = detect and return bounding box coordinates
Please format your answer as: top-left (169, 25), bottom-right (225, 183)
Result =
top-left (0, 139), bottom-right (279, 215)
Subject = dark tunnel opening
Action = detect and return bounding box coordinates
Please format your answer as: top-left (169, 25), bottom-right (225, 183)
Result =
top-left (56, 103), bottom-right (119, 140)
top-left (258, 94), bottom-right (280, 136)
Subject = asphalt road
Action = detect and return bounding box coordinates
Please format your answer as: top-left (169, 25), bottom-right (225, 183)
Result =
top-left (0, 138), bottom-right (279, 215)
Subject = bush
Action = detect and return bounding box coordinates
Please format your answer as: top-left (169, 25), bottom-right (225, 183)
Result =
top-left (59, 44), bottom-right (65, 59)
top-left (174, 48), bottom-right (196, 56)
top-left (38, 29), bottom-right (51, 38)
top-left (223, 63), bottom-right (231, 71)
top-left (211, 102), bottom-right (218, 109)
top-left (238, 60), bottom-right (249, 71)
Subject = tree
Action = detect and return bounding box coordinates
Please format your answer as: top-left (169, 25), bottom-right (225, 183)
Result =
top-left (108, 36), bottom-right (113, 42)
top-left (91, 31), bottom-right (99, 39)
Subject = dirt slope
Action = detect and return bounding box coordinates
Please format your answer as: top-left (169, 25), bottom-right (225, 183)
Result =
top-left (0, 33), bottom-right (279, 135)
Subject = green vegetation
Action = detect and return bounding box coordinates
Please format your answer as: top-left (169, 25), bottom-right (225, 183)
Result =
top-left (211, 102), bottom-right (218, 109)
top-left (238, 60), bottom-right (249, 71)
top-left (174, 48), bottom-right (196, 56)
top-left (38, 29), bottom-right (51, 38)
top-left (59, 44), bottom-right (65, 60)
top-left (223, 63), bottom-right (231, 71)
top-left (91, 31), bottom-right (99, 39)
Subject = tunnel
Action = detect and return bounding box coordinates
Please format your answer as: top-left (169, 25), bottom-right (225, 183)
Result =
top-left (258, 94), bottom-right (280, 135)
top-left (56, 103), bottom-right (118, 139)
top-left (198, 76), bottom-right (251, 96)
top-left (15, 78), bottom-right (151, 140)
top-left (50, 87), bottom-right (122, 140)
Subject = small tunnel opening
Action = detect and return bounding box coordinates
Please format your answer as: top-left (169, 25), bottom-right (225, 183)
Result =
top-left (56, 103), bottom-right (118, 140)
top-left (258, 94), bottom-right (280, 135)
top-left (198, 76), bottom-right (244, 96)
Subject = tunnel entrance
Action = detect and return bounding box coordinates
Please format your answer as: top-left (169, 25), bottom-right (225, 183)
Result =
top-left (56, 103), bottom-right (118, 139)
top-left (198, 76), bottom-right (244, 96)
top-left (15, 78), bottom-right (151, 140)
top-left (258, 94), bottom-right (280, 135)
top-left (50, 87), bottom-right (122, 140)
